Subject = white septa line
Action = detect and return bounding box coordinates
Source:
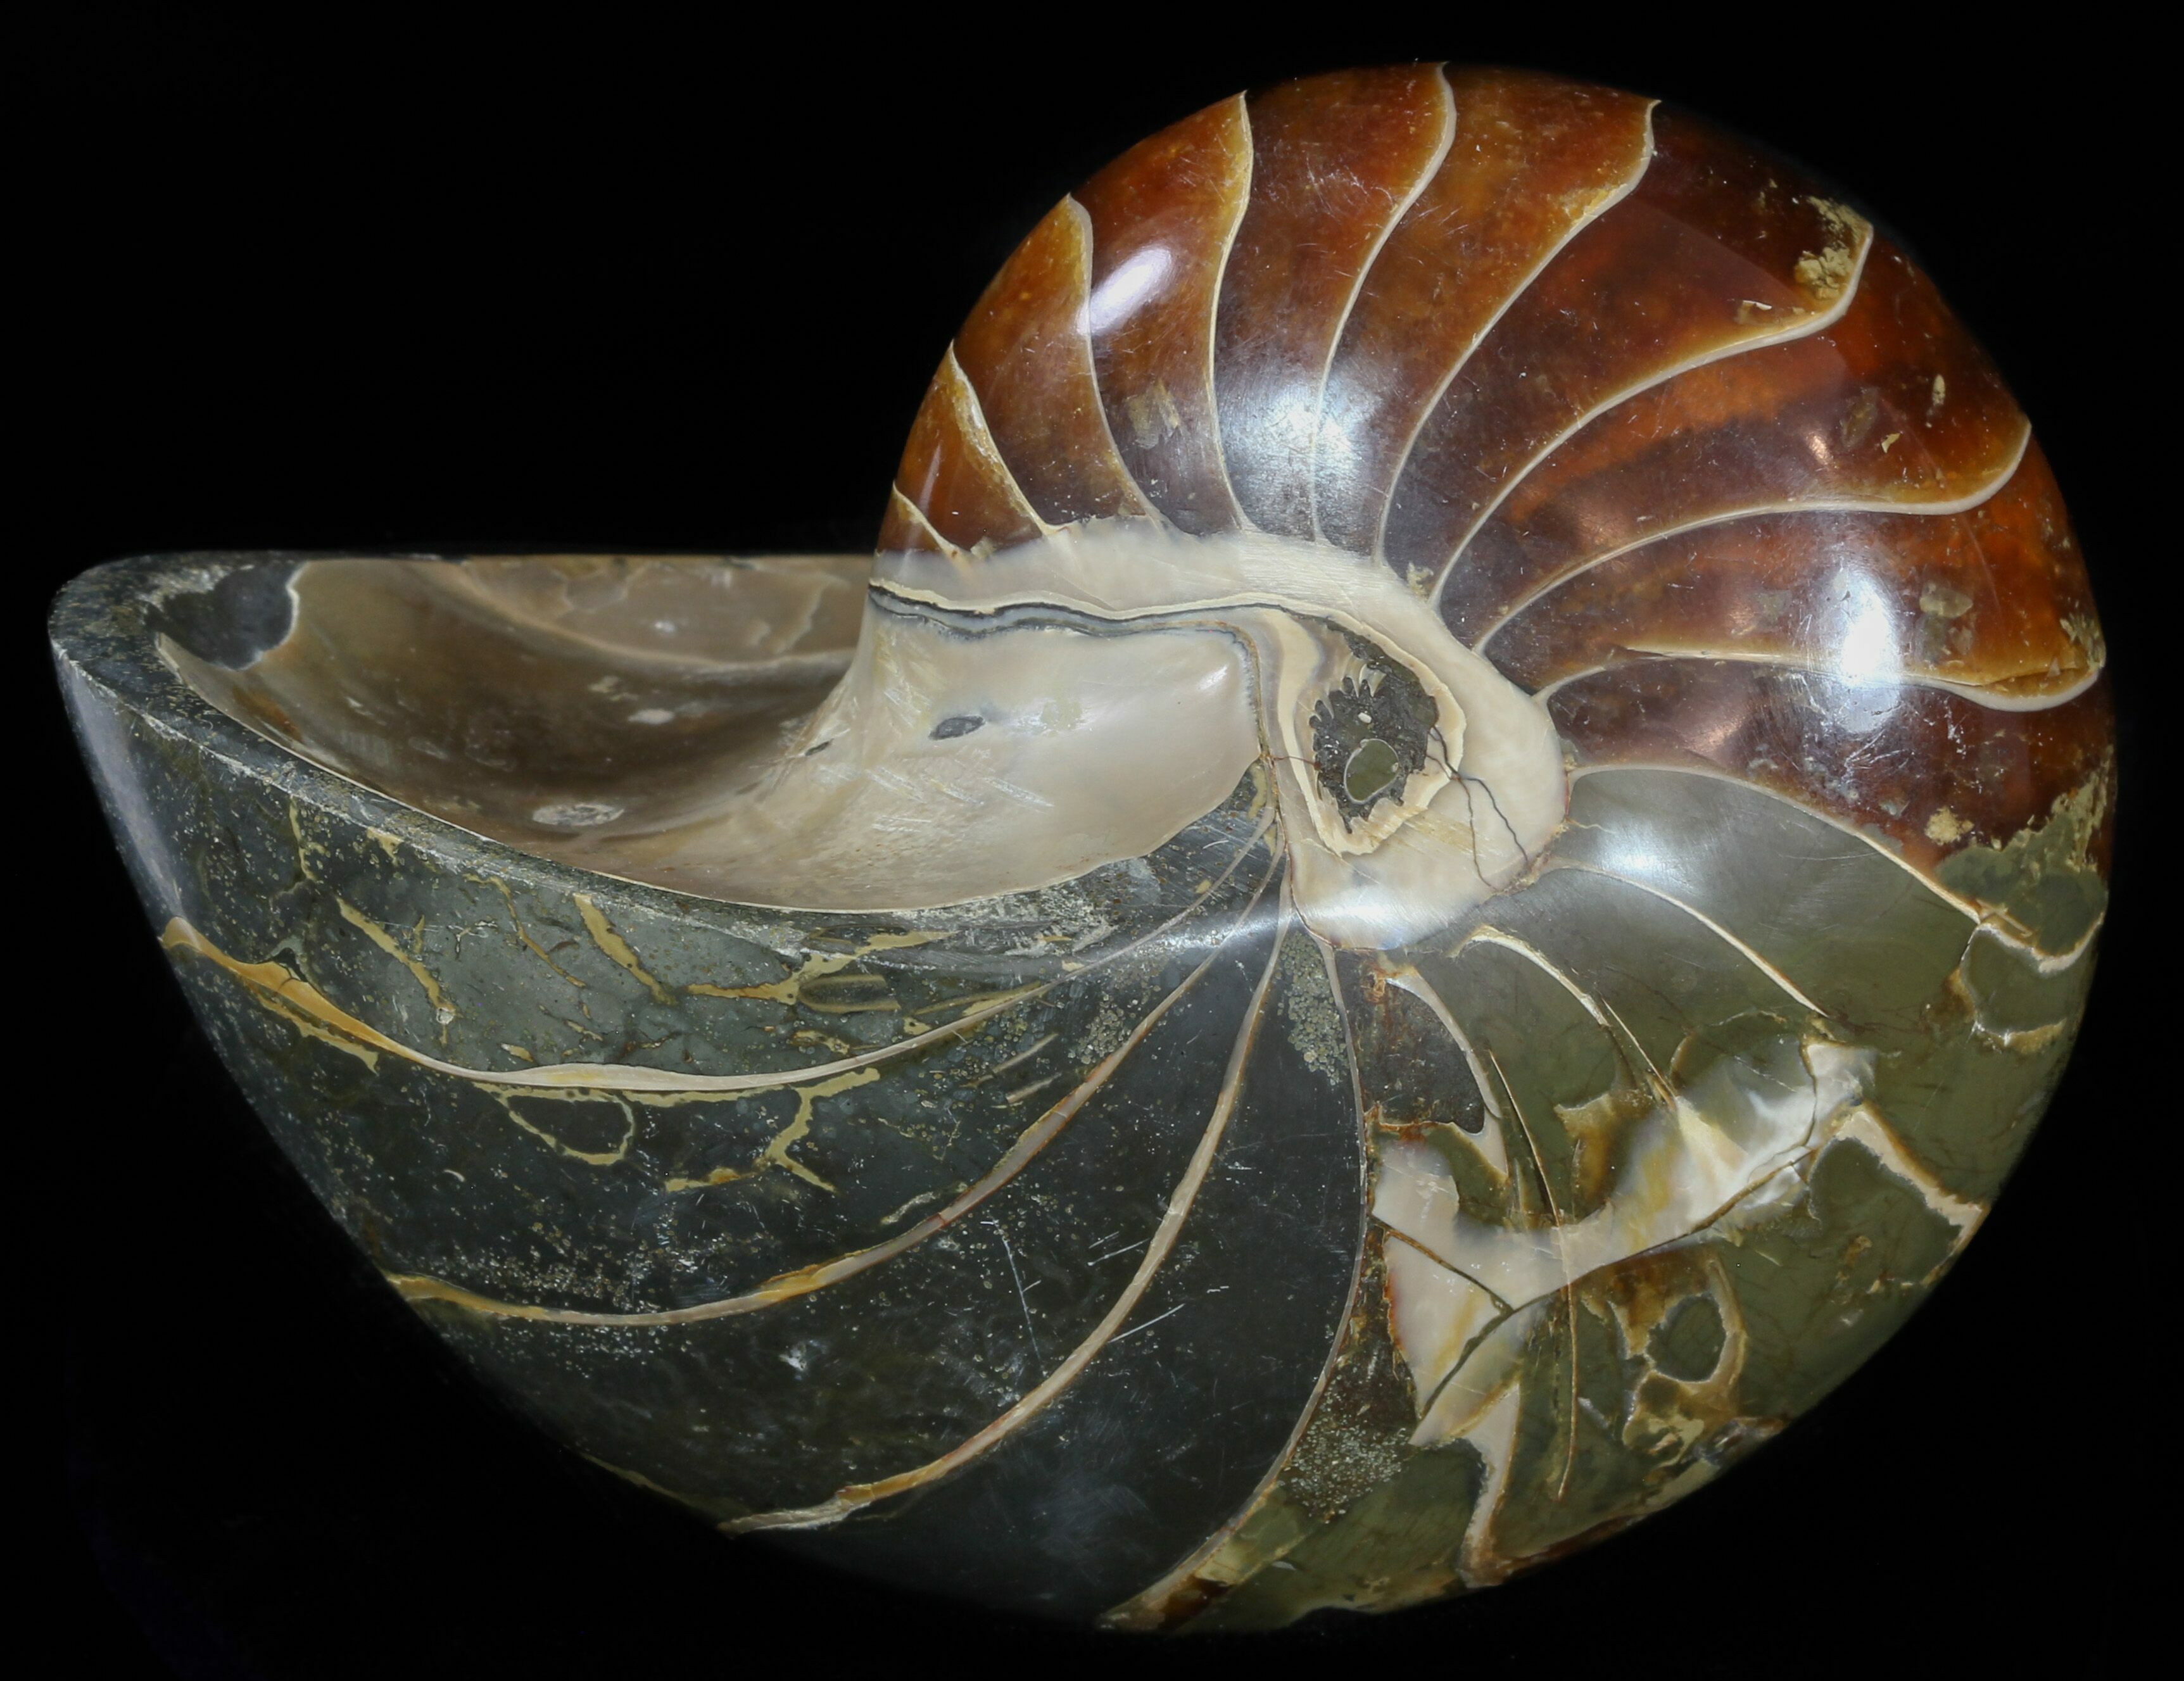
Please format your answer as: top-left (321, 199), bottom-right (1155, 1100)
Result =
top-left (1201, 92), bottom-right (1257, 533)
top-left (884, 487), bottom-right (966, 565)
top-left (1986, 912), bottom-right (2102, 977)
top-left (724, 883), bottom-right (1296, 1536)
top-left (1305, 66), bottom-right (1458, 546)
top-left (1107, 992), bottom-right (1382, 1639)
top-left (1316, 931), bottom-right (1373, 1142)
top-left (1830, 1106), bottom-right (1985, 1244)
top-left (1538, 858), bottom-right (1829, 1016)
top-left (1369, 104), bottom-right (1662, 565)
top-left (1641, 645), bottom-right (2102, 714)
top-left (1454, 925), bottom-right (1615, 1029)
top-left (1057, 194), bottom-right (1165, 526)
top-left (1480, 1042), bottom-right (1583, 1506)
top-left (1380, 960), bottom-right (1513, 1172)
top-left (1470, 421), bottom-right (2035, 655)
top-left (1426, 211), bottom-right (1878, 612)
top-left (1524, 619), bottom-right (2100, 717)
top-left (940, 343), bottom-right (1060, 538)
top-left (1567, 762), bottom-right (2071, 958)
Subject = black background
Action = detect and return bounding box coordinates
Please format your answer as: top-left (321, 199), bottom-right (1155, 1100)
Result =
top-left (28, 8), bottom-right (2157, 1677)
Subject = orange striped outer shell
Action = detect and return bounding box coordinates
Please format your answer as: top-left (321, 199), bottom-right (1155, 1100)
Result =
top-left (878, 64), bottom-right (2109, 878)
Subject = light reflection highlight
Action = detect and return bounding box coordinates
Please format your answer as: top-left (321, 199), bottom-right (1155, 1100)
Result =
top-left (1085, 248), bottom-right (1174, 336)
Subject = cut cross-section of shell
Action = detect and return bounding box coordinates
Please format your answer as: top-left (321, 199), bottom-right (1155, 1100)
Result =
top-left (57, 60), bottom-right (2112, 1633)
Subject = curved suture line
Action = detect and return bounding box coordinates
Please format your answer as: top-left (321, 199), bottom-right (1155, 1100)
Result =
top-left (1526, 633), bottom-right (2100, 715)
top-left (1203, 93), bottom-right (1258, 529)
top-left (1983, 912), bottom-right (2104, 978)
top-left (1565, 761), bottom-right (2074, 957)
top-left (1408, 1295), bottom-right (1525, 1435)
top-left (1059, 194), bottom-right (1165, 525)
top-left (724, 881), bottom-right (1296, 1536)
top-left (1595, 994), bottom-right (1677, 1108)
top-left (1454, 926), bottom-right (1613, 1030)
top-left (1829, 1108), bottom-right (1985, 1249)
top-left (387, 847), bottom-right (1286, 1325)
top-left (1469, 422), bottom-right (2033, 655)
top-left (1101, 931), bottom-right (1377, 1632)
top-left (1538, 859), bottom-right (1829, 1016)
top-left (1370, 103), bottom-right (1662, 564)
top-left (1480, 1048), bottom-right (1581, 1502)
top-left (1425, 213), bottom-right (1878, 610)
top-left (942, 343), bottom-right (1061, 538)
top-left (1305, 65), bottom-right (1458, 545)
top-left (884, 488), bottom-right (967, 565)
top-left (1379, 961), bottom-right (1512, 1181)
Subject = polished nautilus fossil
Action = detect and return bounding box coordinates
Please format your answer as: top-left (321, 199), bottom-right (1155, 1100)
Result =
top-left (56, 64), bottom-right (2111, 1628)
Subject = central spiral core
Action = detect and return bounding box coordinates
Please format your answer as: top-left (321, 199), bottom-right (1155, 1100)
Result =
top-left (854, 524), bottom-right (1565, 948)
top-left (1309, 634), bottom-right (1445, 831)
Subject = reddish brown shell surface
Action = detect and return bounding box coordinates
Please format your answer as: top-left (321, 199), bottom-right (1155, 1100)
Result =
top-left (878, 63), bottom-right (2110, 874)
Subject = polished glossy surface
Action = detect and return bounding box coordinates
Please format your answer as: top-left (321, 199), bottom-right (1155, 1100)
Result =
top-left (56, 64), bottom-right (2109, 1628)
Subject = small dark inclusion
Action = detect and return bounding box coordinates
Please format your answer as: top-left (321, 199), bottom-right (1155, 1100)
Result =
top-left (930, 715), bottom-right (985, 740)
top-left (1310, 633), bottom-right (1435, 831)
